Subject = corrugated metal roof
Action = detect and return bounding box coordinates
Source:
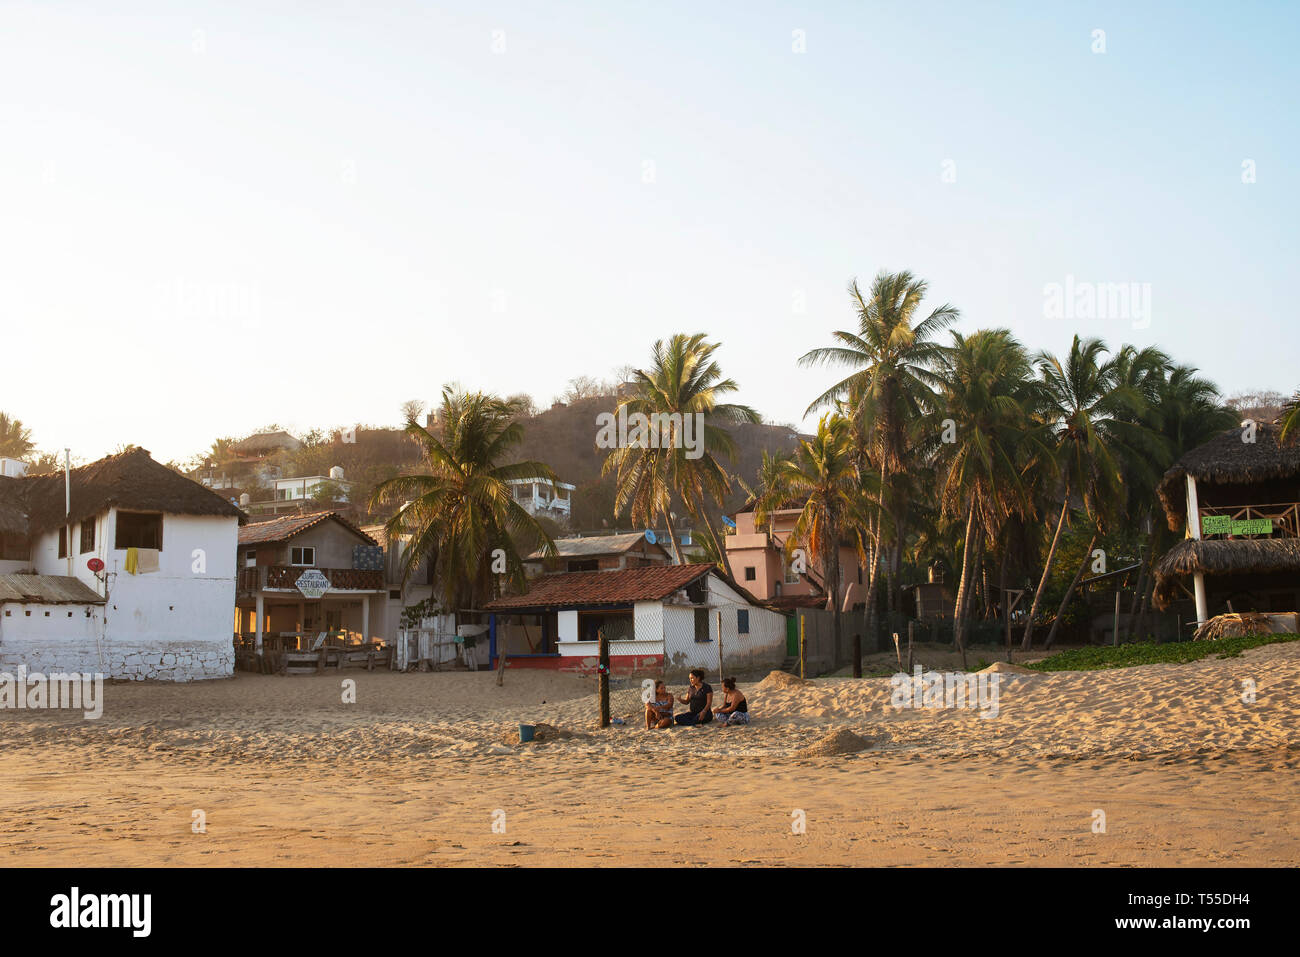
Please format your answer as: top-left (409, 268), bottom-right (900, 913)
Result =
top-left (239, 510), bottom-right (378, 546)
top-left (525, 532), bottom-right (669, 561)
top-left (0, 574), bottom-right (105, 605)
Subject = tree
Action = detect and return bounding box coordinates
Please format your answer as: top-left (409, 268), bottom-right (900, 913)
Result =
top-left (758, 414), bottom-right (870, 666)
top-left (369, 387), bottom-right (557, 611)
top-left (0, 413), bottom-right (35, 460)
top-left (1279, 390), bottom-right (1300, 444)
top-left (800, 271), bottom-right (958, 631)
top-left (926, 329), bottom-right (1041, 664)
top-left (603, 333), bottom-right (759, 575)
top-left (1019, 336), bottom-right (1154, 650)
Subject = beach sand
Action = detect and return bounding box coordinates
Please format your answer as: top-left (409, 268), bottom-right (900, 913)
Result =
top-left (1, 643), bottom-right (1296, 866)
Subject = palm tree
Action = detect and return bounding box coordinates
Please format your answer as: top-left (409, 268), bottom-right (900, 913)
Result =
top-left (369, 387), bottom-right (557, 612)
top-left (1279, 390), bottom-right (1300, 443)
top-left (0, 413), bottom-right (35, 460)
top-left (926, 329), bottom-right (1041, 664)
top-left (604, 333), bottom-right (759, 574)
top-left (758, 414), bottom-right (870, 669)
top-left (1018, 336), bottom-right (1154, 650)
top-left (800, 271), bottom-right (957, 630)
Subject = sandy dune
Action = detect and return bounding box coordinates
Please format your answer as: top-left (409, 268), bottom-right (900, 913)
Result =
top-left (1, 643), bottom-right (1296, 866)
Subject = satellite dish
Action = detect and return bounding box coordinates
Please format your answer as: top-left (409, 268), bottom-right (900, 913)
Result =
top-left (87, 558), bottom-right (105, 573)
top-left (644, 529), bottom-right (657, 544)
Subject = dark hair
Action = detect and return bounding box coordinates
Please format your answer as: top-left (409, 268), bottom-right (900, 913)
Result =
top-left (722, 677), bottom-right (736, 690)
top-left (689, 668), bottom-right (705, 680)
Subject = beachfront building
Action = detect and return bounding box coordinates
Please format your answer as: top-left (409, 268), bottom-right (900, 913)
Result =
top-left (0, 448), bottom-right (243, 680)
top-left (234, 510), bottom-right (386, 660)
top-left (507, 477), bottom-right (574, 521)
top-left (483, 562), bottom-right (786, 676)
top-left (1153, 423), bottom-right (1300, 626)
top-left (724, 499), bottom-right (867, 611)
top-left (522, 531), bottom-right (672, 576)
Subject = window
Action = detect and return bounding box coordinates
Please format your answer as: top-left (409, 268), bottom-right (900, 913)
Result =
top-left (58, 527), bottom-right (67, 558)
top-left (694, 607), bottom-right (710, 642)
top-left (290, 546), bottom-right (315, 566)
top-left (784, 564), bottom-right (800, 585)
top-left (737, 609), bottom-right (750, 634)
top-left (568, 559), bottom-right (599, 572)
top-left (743, 566), bottom-right (757, 581)
top-left (80, 519), bottom-right (95, 554)
top-left (116, 512), bottom-right (163, 550)
top-left (245, 549), bottom-right (257, 568)
top-left (0, 532), bottom-right (26, 561)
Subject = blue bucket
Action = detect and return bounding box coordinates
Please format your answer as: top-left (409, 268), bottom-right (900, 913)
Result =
top-left (518, 723), bottom-right (536, 743)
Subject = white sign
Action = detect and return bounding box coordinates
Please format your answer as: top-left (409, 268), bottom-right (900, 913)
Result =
top-left (295, 569), bottom-right (330, 599)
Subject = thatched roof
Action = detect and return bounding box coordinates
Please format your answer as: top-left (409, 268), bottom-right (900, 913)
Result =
top-left (1157, 423), bottom-right (1300, 531)
top-left (1153, 538), bottom-right (1300, 609)
top-left (0, 448), bottom-right (245, 537)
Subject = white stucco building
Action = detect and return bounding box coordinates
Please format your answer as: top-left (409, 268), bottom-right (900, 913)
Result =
top-left (0, 449), bottom-right (244, 681)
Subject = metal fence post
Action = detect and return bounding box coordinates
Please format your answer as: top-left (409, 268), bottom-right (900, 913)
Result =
top-left (598, 629), bottom-right (610, 728)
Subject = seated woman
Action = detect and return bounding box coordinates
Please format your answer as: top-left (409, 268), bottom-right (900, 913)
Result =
top-left (674, 669), bottom-right (714, 726)
top-left (645, 680), bottom-right (674, 729)
top-left (714, 677), bottom-right (750, 726)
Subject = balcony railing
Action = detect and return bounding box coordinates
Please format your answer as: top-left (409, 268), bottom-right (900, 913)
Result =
top-left (1197, 503), bottom-right (1300, 539)
top-left (238, 565), bottom-right (385, 593)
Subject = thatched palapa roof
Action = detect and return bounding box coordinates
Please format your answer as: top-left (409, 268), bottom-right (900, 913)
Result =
top-left (1156, 423), bottom-right (1300, 531)
top-left (1153, 538), bottom-right (1300, 609)
top-left (0, 448), bottom-right (245, 537)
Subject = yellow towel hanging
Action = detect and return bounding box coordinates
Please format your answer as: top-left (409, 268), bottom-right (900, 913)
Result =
top-left (125, 547), bottom-right (139, 575)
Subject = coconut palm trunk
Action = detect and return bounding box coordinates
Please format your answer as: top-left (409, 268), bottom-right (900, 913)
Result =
top-left (951, 502), bottom-right (978, 669)
top-left (1020, 486), bottom-right (1070, 650)
top-left (1044, 531), bottom-right (1098, 649)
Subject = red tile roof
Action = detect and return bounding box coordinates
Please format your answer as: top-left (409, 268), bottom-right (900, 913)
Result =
top-left (484, 563), bottom-right (716, 610)
top-left (238, 510), bottom-right (377, 547)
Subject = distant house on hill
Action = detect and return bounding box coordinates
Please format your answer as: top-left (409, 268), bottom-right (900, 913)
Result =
top-left (523, 531), bottom-right (671, 576)
top-left (507, 477), bottom-right (574, 521)
top-left (230, 430), bottom-right (303, 457)
top-left (0, 448), bottom-right (243, 680)
top-left (1154, 423), bottom-right (1300, 626)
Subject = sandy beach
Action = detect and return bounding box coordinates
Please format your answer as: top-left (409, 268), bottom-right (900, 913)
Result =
top-left (1, 642), bottom-right (1296, 867)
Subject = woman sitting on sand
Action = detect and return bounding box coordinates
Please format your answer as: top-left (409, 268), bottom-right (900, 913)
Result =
top-left (645, 680), bottom-right (674, 729)
top-left (714, 677), bottom-right (749, 726)
top-left (674, 669), bottom-right (714, 726)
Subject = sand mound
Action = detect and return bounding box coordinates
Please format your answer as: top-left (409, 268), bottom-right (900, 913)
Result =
top-left (795, 728), bottom-right (873, 757)
top-left (757, 670), bottom-right (808, 690)
top-left (977, 662), bottom-right (1039, 675)
top-left (500, 722), bottom-right (585, 746)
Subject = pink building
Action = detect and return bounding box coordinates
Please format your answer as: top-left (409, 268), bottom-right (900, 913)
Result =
top-left (724, 503), bottom-right (868, 611)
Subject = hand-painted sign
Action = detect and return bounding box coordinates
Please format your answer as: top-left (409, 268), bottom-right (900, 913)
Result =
top-left (1201, 515), bottom-right (1273, 536)
top-left (295, 569), bottom-right (330, 598)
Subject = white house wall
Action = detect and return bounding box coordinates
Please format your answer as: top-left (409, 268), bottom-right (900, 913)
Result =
top-left (0, 602), bottom-right (104, 675)
top-left (23, 511), bottom-right (238, 681)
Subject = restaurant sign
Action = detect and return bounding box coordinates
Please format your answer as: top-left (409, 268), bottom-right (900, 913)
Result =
top-left (295, 569), bottom-right (331, 599)
top-left (1201, 515), bottom-right (1273, 536)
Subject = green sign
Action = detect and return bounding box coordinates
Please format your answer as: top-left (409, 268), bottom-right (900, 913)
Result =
top-left (1200, 515), bottom-right (1273, 536)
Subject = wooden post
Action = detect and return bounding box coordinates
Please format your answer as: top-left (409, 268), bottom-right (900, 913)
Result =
top-left (598, 629), bottom-right (610, 728)
top-left (852, 633), bottom-right (862, 678)
top-left (1113, 591), bottom-right (1121, 647)
top-left (892, 631), bottom-right (903, 672)
top-left (798, 613), bottom-right (806, 679)
top-left (907, 626), bottom-right (914, 674)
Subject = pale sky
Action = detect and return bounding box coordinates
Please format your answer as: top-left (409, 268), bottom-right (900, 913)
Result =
top-left (2, 1), bottom-right (1295, 465)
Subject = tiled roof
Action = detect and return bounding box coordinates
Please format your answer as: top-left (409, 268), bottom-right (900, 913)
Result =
top-left (238, 510), bottom-right (377, 546)
top-left (0, 574), bottom-right (105, 605)
top-left (525, 532), bottom-right (669, 561)
top-left (484, 563), bottom-right (716, 610)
